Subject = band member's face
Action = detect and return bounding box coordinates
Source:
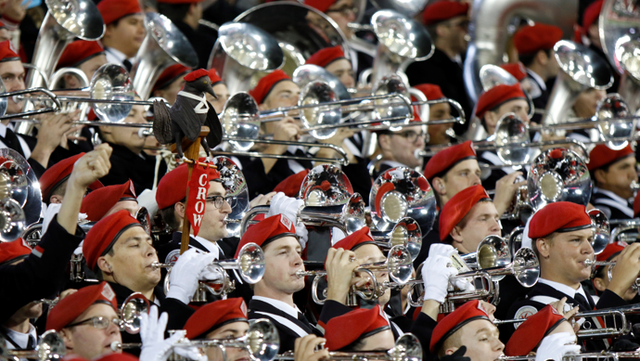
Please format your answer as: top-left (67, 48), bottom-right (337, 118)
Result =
top-left (99, 102), bottom-right (147, 154)
top-left (573, 88), bottom-right (606, 119)
top-left (427, 102), bottom-right (453, 145)
top-left (450, 201), bottom-right (501, 254)
top-left (0, 60), bottom-right (25, 115)
top-left (325, 59), bottom-right (355, 89)
top-left (326, 0), bottom-right (357, 38)
top-left (261, 80), bottom-right (300, 111)
top-left (353, 244), bottom-right (390, 307)
top-left (595, 156), bottom-right (638, 199)
top-left (204, 321), bottom-right (250, 361)
top-left (198, 181), bottom-right (232, 242)
top-left (357, 329), bottom-right (396, 351)
top-left (438, 15), bottom-right (470, 54)
top-left (105, 14), bottom-right (146, 58)
top-left (153, 77), bottom-right (186, 106)
top-left (436, 159), bottom-right (482, 203)
top-left (592, 253), bottom-right (638, 301)
top-left (104, 200), bottom-right (139, 220)
top-left (207, 83), bottom-right (230, 114)
top-left (101, 226), bottom-right (161, 292)
top-left (484, 99), bottom-right (530, 135)
top-left (257, 236), bottom-right (305, 296)
top-left (443, 319), bottom-right (504, 361)
top-left (78, 54), bottom-right (108, 84)
top-left (537, 228), bottom-right (594, 286)
top-left (61, 304), bottom-right (122, 360)
top-left (381, 125), bottom-right (425, 169)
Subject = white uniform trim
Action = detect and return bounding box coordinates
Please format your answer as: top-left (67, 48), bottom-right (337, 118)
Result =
top-left (253, 311), bottom-right (310, 338)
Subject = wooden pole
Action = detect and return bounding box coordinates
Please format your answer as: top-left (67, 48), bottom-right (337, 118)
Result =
top-left (175, 127), bottom-right (210, 255)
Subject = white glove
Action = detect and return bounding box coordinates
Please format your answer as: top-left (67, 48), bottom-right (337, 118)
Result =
top-left (267, 192), bottom-right (303, 225)
top-left (427, 244), bottom-right (474, 292)
top-left (139, 306), bottom-right (181, 361)
top-left (422, 255), bottom-right (458, 303)
top-left (137, 189), bottom-right (159, 218)
top-left (331, 227), bottom-right (346, 246)
top-left (166, 248), bottom-right (215, 304)
top-left (535, 332), bottom-right (581, 361)
top-left (295, 221), bottom-right (309, 250)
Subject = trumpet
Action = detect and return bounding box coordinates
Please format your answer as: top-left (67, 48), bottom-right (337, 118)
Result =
top-left (113, 319), bottom-right (280, 361)
top-left (297, 245), bottom-right (413, 306)
top-left (158, 242), bottom-right (266, 301)
top-left (276, 333), bottom-right (422, 361)
top-left (585, 259), bottom-right (640, 293)
top-left (495, 307), bottom-right (630, 339)
top-left (0, 330), bottom-right (65, 361)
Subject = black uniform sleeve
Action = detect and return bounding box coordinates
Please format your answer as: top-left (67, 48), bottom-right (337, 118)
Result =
top-left (410, 312), bottom-right (438, 361)
top-left (0, 216), bottom-right (85, 323)
top-left (160, 297), bottom-right (196, 332)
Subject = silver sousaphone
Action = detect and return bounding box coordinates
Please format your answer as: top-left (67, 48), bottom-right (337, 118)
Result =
top-left (212, 156), bottom-right (249, 238)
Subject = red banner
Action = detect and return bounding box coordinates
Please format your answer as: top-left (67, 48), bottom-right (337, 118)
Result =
top-left (186, 163), bottom-right (211, 236)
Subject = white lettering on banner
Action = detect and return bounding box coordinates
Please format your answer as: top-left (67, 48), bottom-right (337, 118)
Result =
top-left (192, 213), bottom-right (204, 227)
top-left (198, 173), bottom-right (207, 186)
top-left (196, 187), bottom-right (207, 200)
top-left (194, 201), bottom-right (205, 214)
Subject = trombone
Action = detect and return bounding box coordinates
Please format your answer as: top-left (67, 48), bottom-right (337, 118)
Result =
top-left (276, 333), bottom-right (422, 361)
top-left (113, 318), bottom-right (280, 361)
top-left (0, 330), bottom-right (65, 361)
top-left (157, 242), bottom-right (266, 301)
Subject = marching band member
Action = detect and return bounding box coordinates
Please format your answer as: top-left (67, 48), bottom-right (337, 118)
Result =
top-left (157, 0), bottom-right (216, 69)
top-left (0, 145), bottom-right (111, 325)
top-left (499, 63), bottom-right (533, 94)
top-left (206, 69), bottom-right (230, 115)
top-left (40, 152), bottom-right (104, 205)
top-left (474, 83), bottom-right (529, 190)
top-left (373, 118), bottom-right (426, 179)
top-left (155, 162), bottom-right (234, 263)
top-left (323, 305), bottom-right (395, 351)
top-left (587, 144), bottom-right (638, 220)
top-left (413, 84), bottom-right (455, 148)
top-left (501, 201), bottom-right (640, 346)
top-left (405, 0), bottom-right (472, 135)
top-left (46, 282), bottom-right (123, 360)
top-left (512, 23), bottom-right (563, 118)
top-left (591, 242), bottom-right (639, 303)
top-left (80, 180), bottom-right (139, 222)
top-left (430, 300), bottom-right (503, 361)
top-left (438, 185), bottom-right (501, 255)
top-left (0, 240), bottom-right (41, 350)
top-left (306, 46), bottom-right (355, 89)
top-left (236, 214), bottom-right (320, 353)
top-left (183, 298), bottom-right (251, 361)
top-left (504, 304), bottom-right (580, 360)
top-left (0, 40), bottom-right (79, 176)
top-left (96, 0), bottom-right (145, 72)
top-left (55, 40), bottom-right (108, 89)
top-left (96, 96), bottom-right (164, 195)
top-left (150, 64), bottom-right (192, 106)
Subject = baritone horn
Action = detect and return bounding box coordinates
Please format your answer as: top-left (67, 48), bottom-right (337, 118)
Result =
top-left (372, 217), bottom-right (422, 261)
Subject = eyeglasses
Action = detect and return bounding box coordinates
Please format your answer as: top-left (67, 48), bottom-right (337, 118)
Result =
top-left (326, 6), bottom-right (358, 17)
top-left (206, 195), bottom-right (235, 209)
top-left (396, 130), bottom-right (426, 143)
top-left (67, 316), bottom-right (122, 330)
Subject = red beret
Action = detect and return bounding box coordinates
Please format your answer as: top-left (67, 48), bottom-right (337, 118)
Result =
top-left (306, 46), bottom-right (346, 68)
top-left (152, 64), bottom-right (191, 94)
top-left (303, 0), bottom-right (336, 13)
top-left (324, 305), bottom-right (390, 351)
top-left (0, 238), bottom-right (31, 266)
top-left (208, 69), bottom-right (223, 85)
top-left (513, 24), bottom-right (563, 56)
top-left (0, 41), bottom-right (20, 63)
top-left (155, 160), bottom-right (220, 210)
top-left (423, 140), bottom-right (476, 182)
top-left (331, 226), bottom-right (375, 251)
top-left (413, 83), bottom-right (445, 101)
top-left (40, 153), bottom-right (104, 202)
top-left (595, 241), bottom-right (625, 270)
top-left (80, 180), bottom-right (137, 222)
top-left (430, 300), bottom-right (491, 353)
top-left (235, 214), bottom-right (296, 258)
top-left (248, 70), bottom-right (292, 105)
top-left (184, 68), bottom-right (210, 82)
top-left (422, 0), bottom-right (469, 26)
top-left (583, 0), bottom-right (604, 34)
top-left (475, 84), bottom-right (526, 119)
top-left (184, 298), bottom-right (248, 339)
top-left (505, 305), bottom-right (567, 356)
top-left (499, 63), bottom-right (527, 81)
top-left (587, 144), bottom-right (634, 171)
top-left (97, 0), bottom-right (142, 25)
top-left (83, 210), bottom-right (142, 270)
top-left (46, 282), bottom-right (117, 331)
top-left (273, 169), bottom-right (309, 198)
top-left (528, 202), bottom-right (592, 239)
top-left (439, 185), bottom-right (491, 241)
top-left (57, 40), bottom-right (105, 70)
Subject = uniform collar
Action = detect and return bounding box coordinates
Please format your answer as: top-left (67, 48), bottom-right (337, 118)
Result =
top-left (252, 295), bottom-right (301, 319)
top-left (538, 278), bottom-right (588, 300)
top-left (526, 69), bottom-right (547, 91)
